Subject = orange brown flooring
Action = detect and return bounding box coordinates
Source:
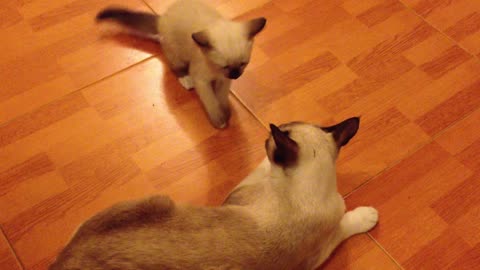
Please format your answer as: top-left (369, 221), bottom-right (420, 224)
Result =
top-left (1, 0), bottom-right (480, 269)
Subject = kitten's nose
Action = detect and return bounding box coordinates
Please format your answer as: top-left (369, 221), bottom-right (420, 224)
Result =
top-left (228, 68), bottom-right (241, 79)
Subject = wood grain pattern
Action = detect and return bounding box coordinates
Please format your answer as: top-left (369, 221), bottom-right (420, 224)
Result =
top-left (357, 0), bottom-right (404, 27)
top-left (1, 0), bottom-right (480, 269)
top-left (416, 79), bottom-right (480, 135)
top-left (0, 228), bottom-right (22, 270)
top-left (0, 0), bottom-right (152, 125)
top-left (419, 45), bottom-right (472, 79)
top-left (402, 0), bottom-right (480, 55)
top-left (445, 12), bottom-right (480, 41)
top-left (322, 234), bottom-right (399, 270)
top-left (0, 92), bottom-right (89, 148)
top-left (0, 153), bottom-right (55, 196)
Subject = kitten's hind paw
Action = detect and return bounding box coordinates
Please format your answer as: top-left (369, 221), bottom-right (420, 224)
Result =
top-left (178, 76), bottom-right (194, 91)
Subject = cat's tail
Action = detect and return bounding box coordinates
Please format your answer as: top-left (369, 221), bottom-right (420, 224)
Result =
top-left (96, 7), bottom-right (159, 36)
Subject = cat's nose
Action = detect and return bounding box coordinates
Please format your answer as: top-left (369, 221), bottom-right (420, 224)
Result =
top-left (228, 68), bottom-right (241, 79)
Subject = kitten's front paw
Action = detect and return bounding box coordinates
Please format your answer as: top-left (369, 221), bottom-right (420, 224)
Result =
top-left (178, 76), bottom-right (194, 91)
top-left (348, 206), bottom-right (378, 233)
top-left (221, 104), bottom-right (231, 122)
top-left (209, 111), bottom-right (229, 129)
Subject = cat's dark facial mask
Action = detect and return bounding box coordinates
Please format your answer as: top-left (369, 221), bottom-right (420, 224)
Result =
top-left (266, 118), bottom-right (360, 168)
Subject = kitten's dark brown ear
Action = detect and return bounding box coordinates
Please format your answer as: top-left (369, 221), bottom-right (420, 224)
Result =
top-left (322, 117), bottom-right (360, 149)
top-left (247, 17), bottom-right (266, 39)
top-left (269, 124), bottom-right (298, 167)
top-left (192, 31), bottom-right (211, 48)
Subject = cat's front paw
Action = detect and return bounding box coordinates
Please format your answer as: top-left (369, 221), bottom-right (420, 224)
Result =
top-left (348, 206), bottom-right (378, 234)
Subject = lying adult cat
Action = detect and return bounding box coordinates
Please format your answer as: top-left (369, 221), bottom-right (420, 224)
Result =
top-left (50, 117), bottom-right (378, 270)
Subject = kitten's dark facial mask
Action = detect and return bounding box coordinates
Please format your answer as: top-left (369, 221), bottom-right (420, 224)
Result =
top-left (191, 17), bottom-right (265, 80)
top-left (223, 62), bottom-right (247, 79)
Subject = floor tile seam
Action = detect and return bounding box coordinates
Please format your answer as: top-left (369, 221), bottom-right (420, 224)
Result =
top-left (367, 232), bottom-right (405, 270)
top-left (343, 136), bottom-right (434, 200)
top-left (345, 99), bottom-right (480, 197)
top-left (0, 225), bottom-right (25, 270)
top-left (0, 0), bottom-right (161, 129)
top-left (230, 90), bottom-right (269, 131)
top-left (140, 0), bottom-right (158, 15)
top-left (397, 0), bottom-right (480, 60)
top-left (429, 107), bottom-right (480, 141)
top-left (0, 56), bottom-right (156, 130)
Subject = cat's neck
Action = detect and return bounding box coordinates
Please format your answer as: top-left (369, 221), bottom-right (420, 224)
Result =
top-left (270, 159), bottom-right (338, 199)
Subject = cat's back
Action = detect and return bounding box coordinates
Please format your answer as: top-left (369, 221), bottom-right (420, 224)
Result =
top-left (49, 195), bottom-right (175, 270)
top-left (49, 196), bottom-right (267, 270)
top-left (159, 0), bottom-right (223, 33)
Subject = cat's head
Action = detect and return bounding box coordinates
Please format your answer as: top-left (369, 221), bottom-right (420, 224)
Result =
top-left (265, 117), bottom-right (360, 169)
top-left (191, 18), bottom-right (266, 80)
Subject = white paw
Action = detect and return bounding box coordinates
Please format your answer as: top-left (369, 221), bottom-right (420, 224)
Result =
top-left (208, 109), bottom-right (229, 129)
top-left (210, 113), bottom-right (228, 129)
top-left (217, 121), bottom-right (227, 129)
top-left (347, 206), bottom-right (378, 234)
top-left (178, 76), bottom-right (194, 90)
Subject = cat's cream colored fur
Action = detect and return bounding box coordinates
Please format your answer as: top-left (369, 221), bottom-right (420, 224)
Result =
top-left (50, 118), bottom-right (378, 270)
top-left (96, 0), bottom-right (266, 128)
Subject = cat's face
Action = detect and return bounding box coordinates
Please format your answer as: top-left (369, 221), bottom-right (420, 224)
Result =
top-left (192, 18), bottom-right (266, 80)
top-left (265, 118), bottom-right (360, 168)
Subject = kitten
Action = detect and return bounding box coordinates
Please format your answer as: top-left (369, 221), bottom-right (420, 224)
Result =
top-left (50, 117), bottom-right (379, 270)
top-left (96, 0), bottom-right (266, 128)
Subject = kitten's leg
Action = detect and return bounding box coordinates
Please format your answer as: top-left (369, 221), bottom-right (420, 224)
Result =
top-left (160, 45), bottom-right (193, 91)
top-left (194, 80), bottom-right (228, 129)
top-left (213, 78), bottom-right (232, 121)
top-left (171, 63), bottom-right (194, 91)
top-left (308, 207), bottom-right (378, 269)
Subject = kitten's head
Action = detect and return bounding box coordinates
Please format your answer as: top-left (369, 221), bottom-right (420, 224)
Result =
top-left (265, 117), bottom-right (360, 169)
top-left (191, 18), bottom-right (266, 79)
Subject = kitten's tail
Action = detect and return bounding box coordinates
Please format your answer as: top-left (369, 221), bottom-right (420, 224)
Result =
top-left (96, 7), bottom-right (159, 36)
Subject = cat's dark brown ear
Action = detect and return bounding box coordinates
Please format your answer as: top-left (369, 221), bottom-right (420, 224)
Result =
top-left (192, 31), bottom-right (211, 48)
top-left (269, 124), bottom-right (298, 167)
top-left (247, 17), bottom-right (266, 39)
top-left (322, 117), bottom-right (360, 149)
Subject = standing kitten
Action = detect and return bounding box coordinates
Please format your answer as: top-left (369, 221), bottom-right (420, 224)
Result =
top-left (96, 0), bottom-right (266, 128)
top-left (50, 117), bottom-right (379, 270)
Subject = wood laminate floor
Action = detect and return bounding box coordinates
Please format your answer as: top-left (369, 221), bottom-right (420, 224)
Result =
top-left (1, 0), bottom-right (480, 269)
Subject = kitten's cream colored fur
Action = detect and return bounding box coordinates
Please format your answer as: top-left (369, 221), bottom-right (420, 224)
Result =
top-left (96, 0), bottom-right (266, 128)
top-left (50, 118), bottom-right (378, 270)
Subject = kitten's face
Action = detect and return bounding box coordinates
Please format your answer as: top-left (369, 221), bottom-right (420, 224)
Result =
top-left (192, 18), bottom-right (266, 80)
top-left (206, 39), bottom-right (252, 80)
top-left (265, 118), bottom-right (360, 168)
